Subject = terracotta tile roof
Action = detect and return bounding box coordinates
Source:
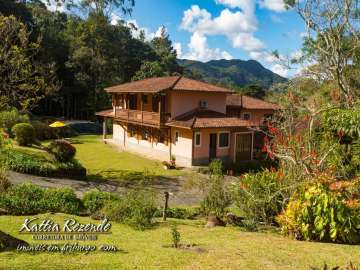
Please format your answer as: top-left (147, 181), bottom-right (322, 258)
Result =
top-left (226, 94), bottom-right (280, 110)
top-left (173, 77), bottom-right (232, 93)
top-left (165, 109), bottom-right (260, 129)
top-left (105, 76), bottom-right (232, 93)
top-left (95, 109), bottom-right (114, 117)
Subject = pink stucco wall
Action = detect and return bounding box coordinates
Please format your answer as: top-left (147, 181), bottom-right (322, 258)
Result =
top-left (168, 91), bottom-right (227, 118)
top-left (193, 128), bottom-right (232, 160)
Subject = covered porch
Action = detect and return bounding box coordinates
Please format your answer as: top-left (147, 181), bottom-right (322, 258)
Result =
top-left (112, 92), bottom-right (169, 127)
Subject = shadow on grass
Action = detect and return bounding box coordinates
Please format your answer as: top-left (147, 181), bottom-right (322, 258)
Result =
top-left (87, 169), bottom-right (183, 189)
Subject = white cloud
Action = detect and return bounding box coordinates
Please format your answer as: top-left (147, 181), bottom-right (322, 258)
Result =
top-left (216, 0), bottom-right (255, 13)
top-left (183, 32), bottom-right (233, 62)
top-left (181, 5), bottom-right (257, 36)
top-left (42, 0), bottom-right (67, 12)
top-left (111, 16), bottom-right (163, 41)
top-left (231, 33), bottom-right (264, 51)
top-left (110, 13), bottom-right (121, 25)
top-left (180, 4), bottom-right (262, 62)
top-left (270, 63), bottom-right (288, 77)
top-left (174, 42), bottom-right (183, 58)
top-left (290, 50), bottom-right (303, 60)
top-left (299, 31), bottom-right (308, 38)
top-left (249, 51), bottom-right (277, 62)
top-left (259, 0), bottom-right (286, 12)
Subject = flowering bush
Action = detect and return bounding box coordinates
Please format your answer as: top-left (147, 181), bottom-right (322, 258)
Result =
top-left (277, 176), bottom-right (360, 244)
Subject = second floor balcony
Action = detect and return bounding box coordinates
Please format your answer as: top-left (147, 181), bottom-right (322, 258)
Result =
top-left (115, 108), bottom-right (170, 127)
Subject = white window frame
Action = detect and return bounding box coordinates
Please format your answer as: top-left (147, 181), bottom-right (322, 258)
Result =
top-left (217, 131), bottom-right (230, 149)
top-left (242, 112), bottom-right (251, 120)
top-left (194, 131), bottom-right (201, 147)
top-left (174, 130), bottom-right (179, 144)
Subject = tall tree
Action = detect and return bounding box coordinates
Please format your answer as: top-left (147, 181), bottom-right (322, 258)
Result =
top-left (0, 15), bottom-right (58, 111)
top-left (64, 12), bottom-right (155, 116)
top-left (150, 26), bottom-right (181, 75)
top-left (132, 26), bottom-right (182, 81)
top-left (79, 0), bottom-right (135, 14)
top-left (285, 0), bottom-right (360, 107)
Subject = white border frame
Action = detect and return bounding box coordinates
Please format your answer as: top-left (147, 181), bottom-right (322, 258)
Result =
top-left (217, 131), bottom-right (230, 149)
top-left (233, 131), bottom-right (254, 162)
top-left (194, 131), bottom-right (201, 147)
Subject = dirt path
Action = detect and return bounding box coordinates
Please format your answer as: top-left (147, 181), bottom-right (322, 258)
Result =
top-left (8, 171), bottom-right (205, 206)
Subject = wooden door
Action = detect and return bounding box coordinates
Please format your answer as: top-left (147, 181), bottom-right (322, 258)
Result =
top-left (209, 133), bottom-right (217, 161)
top-left (235, 133), bottom-right (252, 161)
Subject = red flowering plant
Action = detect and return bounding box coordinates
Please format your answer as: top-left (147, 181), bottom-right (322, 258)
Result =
top-left (253, 88), bottom-right (345, 182)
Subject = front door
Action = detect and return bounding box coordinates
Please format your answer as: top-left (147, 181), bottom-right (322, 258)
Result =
top-left (235, 133), bottom-right (252, 161)
top-left (209, 133), bottom-right (217, 161)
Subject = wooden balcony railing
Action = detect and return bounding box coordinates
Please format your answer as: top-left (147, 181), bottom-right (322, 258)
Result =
top-left (115, 109), bottom-right (167, 126)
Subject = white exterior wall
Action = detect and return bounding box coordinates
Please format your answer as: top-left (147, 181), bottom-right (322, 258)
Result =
top-left (113, 122), bottom-right (125, 143)
top-left (112, 122), bottom-right (193, 167)
top-left (170, 127), bottom-right (193, 167)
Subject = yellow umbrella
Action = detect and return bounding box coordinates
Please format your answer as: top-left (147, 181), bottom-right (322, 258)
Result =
top-left (49, 121), bottom-right (66, 128)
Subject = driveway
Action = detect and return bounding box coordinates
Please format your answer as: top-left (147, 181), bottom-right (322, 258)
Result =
top-left (8, 171), bottom-right (206, 206)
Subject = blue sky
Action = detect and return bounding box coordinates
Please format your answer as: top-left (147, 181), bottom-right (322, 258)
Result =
top-left (120, 0), bottom-right (307, 77)
top-left (45, 0), bottom-right (307, 77)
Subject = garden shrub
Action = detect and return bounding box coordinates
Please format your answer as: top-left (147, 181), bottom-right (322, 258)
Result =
top-left (170, 225), bottom-right (181, 248)
top-left (31, 120), bottom-right (56, 140)
top-left (232, 159), bottom-right (278, 174)
top-left (5, 149), bottom-right (54, 176)
top-left (0, 167), bottom-right (11, 193)
top-left (231, 169), bottom-right (290, 225)
top-left (201, 159), bottom-right (231, 217)
top-left (11, 123), bottom-right (35, 146)
top-left (44, 188), bottom-right (82, 214)
top-left (0, 109), bottom-right (29, 136)
top-left (48, 140), bottom-right (76, 162)
top-left (83, 190), bottom-right (120, 214)
top-left (277, 179), bottom-right (360, 244)
top-left (5, 149), bottom-right (86, 179)
top-left (0, 183), bottom-right (46, 214)
top-left (155, 207), bottom-right (201, 219)
top-left (100, 189), bottom-right (157, 230)
top-left (0, 183), bottom-right (82, 215)
top-left (55, 159), bottom-right (87, 180)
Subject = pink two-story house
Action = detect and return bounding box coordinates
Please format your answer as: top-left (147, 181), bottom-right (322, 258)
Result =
top-left (96, 76), bottom-right (280, 167)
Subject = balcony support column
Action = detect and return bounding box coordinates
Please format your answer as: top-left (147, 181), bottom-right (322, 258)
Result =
top-left (140, 94), bottom-right (143, 123)
top-left (102, 117), bottom-right (107, 140)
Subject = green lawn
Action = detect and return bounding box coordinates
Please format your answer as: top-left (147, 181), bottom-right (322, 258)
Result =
top-left (4, 135), bottom-right (184, 183)
top-left (73, 135), bottom-right (184, 182)
top-left (0, 213), bottom-right (359, 270)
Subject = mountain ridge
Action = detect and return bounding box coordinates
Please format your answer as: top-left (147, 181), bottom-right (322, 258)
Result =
top-left (178, 58), bottom-right (287, 89)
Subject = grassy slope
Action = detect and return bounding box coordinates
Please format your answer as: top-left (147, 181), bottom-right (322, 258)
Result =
top-left (73, 135), bottom-right (183, 181)
top-left (3, 135), bottom-right (183, 182)
top-left (0, 214), bottom-right (359, 270)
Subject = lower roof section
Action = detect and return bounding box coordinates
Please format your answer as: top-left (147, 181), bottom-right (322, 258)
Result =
top-left (165, 109), bottom-right (261, 129)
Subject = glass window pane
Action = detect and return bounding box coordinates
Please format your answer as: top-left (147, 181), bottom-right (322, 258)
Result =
top-left (219, 133), bottom-right (229, 147)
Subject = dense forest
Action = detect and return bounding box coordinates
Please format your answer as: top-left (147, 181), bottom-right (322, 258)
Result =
top-left (0, 0), bottom-right (182, 119)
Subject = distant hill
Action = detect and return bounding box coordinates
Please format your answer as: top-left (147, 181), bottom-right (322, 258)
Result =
top-left (178, 59), bottom-right (287, 89)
